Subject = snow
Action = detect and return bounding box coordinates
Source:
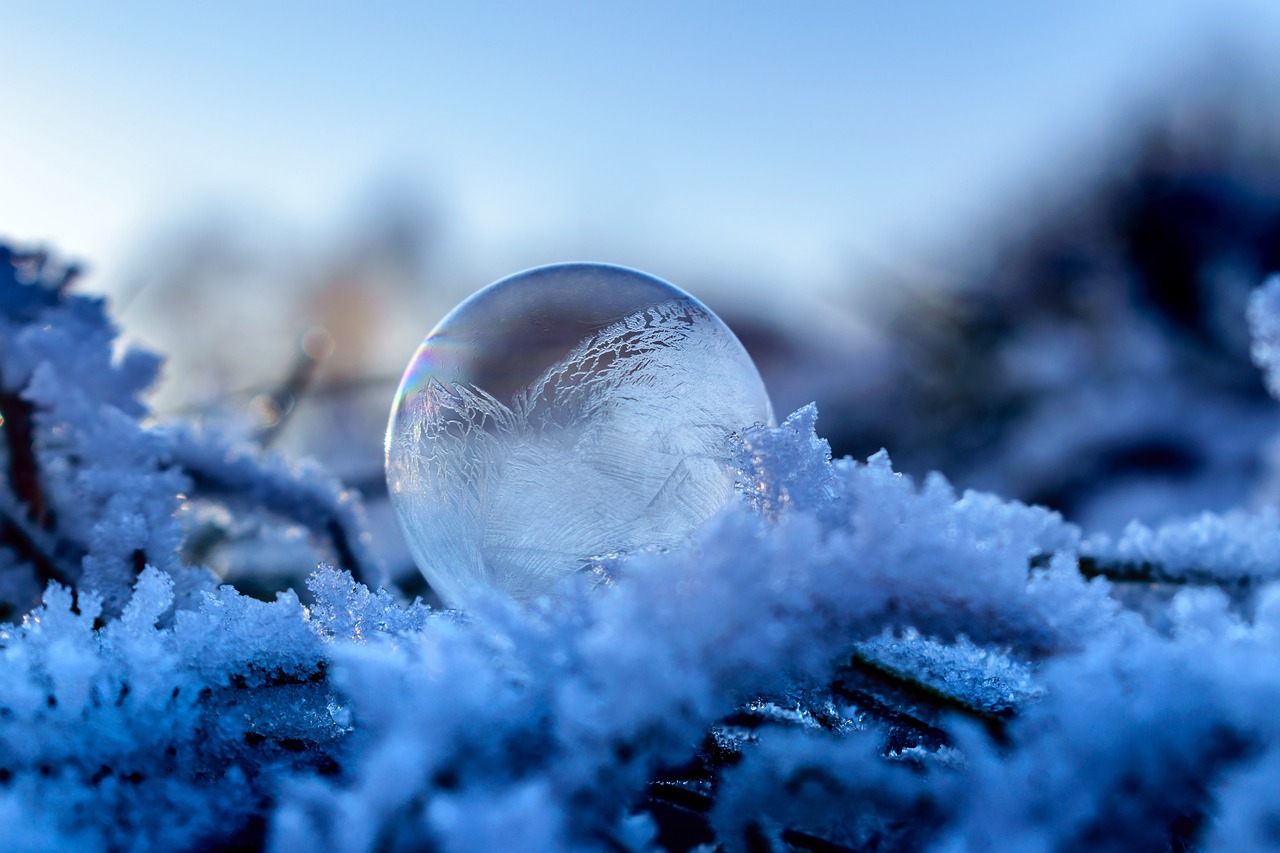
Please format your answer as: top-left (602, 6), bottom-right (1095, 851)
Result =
top-left (4, 244), bottom-right (1280, 849)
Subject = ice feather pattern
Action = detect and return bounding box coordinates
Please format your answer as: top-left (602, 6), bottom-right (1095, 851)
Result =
top-left (391, 299), bottom-right (769, 604)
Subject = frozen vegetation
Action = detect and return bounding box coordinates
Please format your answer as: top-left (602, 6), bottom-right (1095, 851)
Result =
top-left (4, 245), bottom-right (1280, 850)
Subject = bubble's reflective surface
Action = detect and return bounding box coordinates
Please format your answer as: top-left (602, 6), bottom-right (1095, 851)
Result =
top-left (386, 263), bottom-right (774, 607)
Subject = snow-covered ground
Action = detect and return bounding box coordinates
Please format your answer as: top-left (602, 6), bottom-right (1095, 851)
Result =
top-left (3, 247), bottom-right (1280, 850)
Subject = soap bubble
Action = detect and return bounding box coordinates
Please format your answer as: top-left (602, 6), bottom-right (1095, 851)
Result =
top-left (386, 262), bottom-right (774, 607)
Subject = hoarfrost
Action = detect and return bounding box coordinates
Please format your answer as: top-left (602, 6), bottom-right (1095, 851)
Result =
top-left (7, 244), bottom-right (1280, 850)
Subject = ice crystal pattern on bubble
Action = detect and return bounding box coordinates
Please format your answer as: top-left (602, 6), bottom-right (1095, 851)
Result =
top-left (389, 295), bottom-right (772, 606)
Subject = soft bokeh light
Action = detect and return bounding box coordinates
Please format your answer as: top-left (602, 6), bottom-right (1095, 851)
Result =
top-left (4, 1), bottom-right (1277, 297)
top-left (6, 1), bottom-right (1280, 536)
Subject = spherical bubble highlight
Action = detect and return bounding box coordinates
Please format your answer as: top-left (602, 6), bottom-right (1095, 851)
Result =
top-left (386, 262), bottom-right (774, 607)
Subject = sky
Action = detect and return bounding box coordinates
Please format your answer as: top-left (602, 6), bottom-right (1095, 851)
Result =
top-left (3, 1), bottom-right (1280, 301)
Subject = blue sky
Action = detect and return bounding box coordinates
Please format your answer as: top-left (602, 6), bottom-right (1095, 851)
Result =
top-left (3, 1), bottom-right (1279, 299)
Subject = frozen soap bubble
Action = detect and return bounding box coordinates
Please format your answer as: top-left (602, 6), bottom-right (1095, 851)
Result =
top-left (386, 262), bottom-right (774, 608)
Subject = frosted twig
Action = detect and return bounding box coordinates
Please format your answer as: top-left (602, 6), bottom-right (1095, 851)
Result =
top-left (167, 426), bottom-right (382, 586)
top-left (254, 338), bottom-right (327, 448)
top-left (0, 387), bottom-right (51, 528)
top-left (0, 515), bottom-right (70, 590)
top-left (838, 650), bottom-right (1011, 747)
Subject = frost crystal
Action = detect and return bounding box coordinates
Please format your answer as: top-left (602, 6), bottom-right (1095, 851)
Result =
top-left (386, 263), bottom-right (773, 607)
top-left (17, 240), bottom-right (1280, 851)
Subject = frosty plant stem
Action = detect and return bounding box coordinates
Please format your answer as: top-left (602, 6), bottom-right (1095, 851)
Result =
top-left (840, 648), bottom-right (1012, 747)
top-left (0, 246), bottom-right (382, 616)
top-left (0, 384), bottom-right (73, 601)
top-left (0, 385), bottom-right (51, 527)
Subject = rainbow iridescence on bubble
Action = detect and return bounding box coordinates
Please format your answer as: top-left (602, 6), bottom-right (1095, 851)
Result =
top-left (386, 263), bottom-right (774, 608)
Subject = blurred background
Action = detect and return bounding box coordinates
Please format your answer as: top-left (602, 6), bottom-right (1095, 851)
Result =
top-left (6, 1), bottom-right (1280, 585)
